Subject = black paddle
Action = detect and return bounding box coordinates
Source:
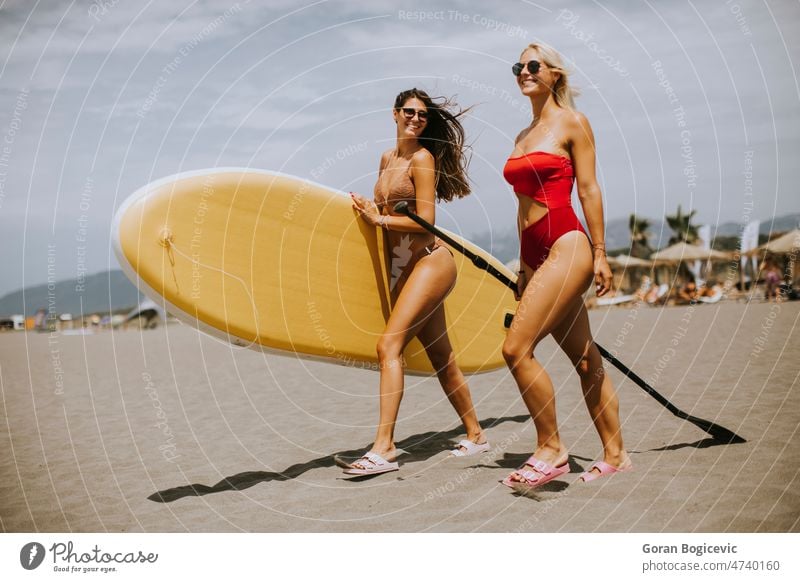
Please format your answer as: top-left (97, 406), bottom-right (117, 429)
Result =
top-left (393, 201), bottom-right (744, 444)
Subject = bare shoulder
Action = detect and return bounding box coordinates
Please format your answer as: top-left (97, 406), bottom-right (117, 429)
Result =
top-left (564, 110), bottom-right (592, 132)
top-left (562, 110), bottom-right (594, 146)
top-left (410, 147), bottom-right (434, 166)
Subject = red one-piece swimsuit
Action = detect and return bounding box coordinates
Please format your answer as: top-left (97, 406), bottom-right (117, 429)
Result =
top-left (503, 151), bottom-right (589, 271)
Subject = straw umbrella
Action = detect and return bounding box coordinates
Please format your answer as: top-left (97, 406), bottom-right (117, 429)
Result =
top-left (650, 242), bottom-right (731, 285)
top-left (607, 254), bottom-right (653, 291)
top-left (651, 241), bottom-right (731, 262)
top-left (747, 228), bottom-right (800, 256)
top-left (607, 254), bottom-right (653, 268)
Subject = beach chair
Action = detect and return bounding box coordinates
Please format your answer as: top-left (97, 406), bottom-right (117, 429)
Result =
top-left (698, 286), bottom-right (724, 304)
top-left (596, 294), bottom-right (637, 306)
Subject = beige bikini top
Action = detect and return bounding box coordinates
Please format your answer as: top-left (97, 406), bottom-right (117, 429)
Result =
top-left (374, 152), bottom-right (416, 213)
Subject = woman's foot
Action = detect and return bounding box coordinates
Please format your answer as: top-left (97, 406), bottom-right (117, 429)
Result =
top-left (450, 439), bottom-right (491, 457)
top-left (579, 451), bottom-right (632, 482)
top-left (502, 446), bottom-right (569, 489)
top-left (451, 432), bottom-right (488, 456)
top-left (342, 448), bottom-right (400, 476)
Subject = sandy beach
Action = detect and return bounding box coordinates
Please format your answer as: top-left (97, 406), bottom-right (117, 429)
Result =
top-left (1, 300), bottom-right (798, 533)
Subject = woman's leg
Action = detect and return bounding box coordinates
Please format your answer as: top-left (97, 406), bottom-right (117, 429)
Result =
top-left (549, 298), bottom-right (631, 477)
top-left (416, 299), bottom-right (485, 447)
top-left (502, 232), bottom-right (593, 481)
top-left (367, 248), bottom-right (458, 457)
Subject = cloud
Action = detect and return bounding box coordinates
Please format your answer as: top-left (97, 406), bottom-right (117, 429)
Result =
top-left (1, 0), bottom-right (799, 299)
top-left (3, 1), bottom-right (251, 59)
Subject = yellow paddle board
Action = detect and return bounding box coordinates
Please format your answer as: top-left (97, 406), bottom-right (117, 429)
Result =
top-left (112, 169), bottom-right (517, 374)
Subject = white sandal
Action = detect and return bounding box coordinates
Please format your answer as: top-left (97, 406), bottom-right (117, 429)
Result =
top-left (342, 451), bottom-right (399, 475)
top-left (449, 439), bottom-right (491, 457)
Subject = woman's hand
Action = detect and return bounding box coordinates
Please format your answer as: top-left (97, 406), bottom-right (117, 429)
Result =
top-left (515, 269), bottom-right (528, 301)
top-left (350, 192), bottom-right (381, 226)
top-left (594, 254), bottom-right (613, 296)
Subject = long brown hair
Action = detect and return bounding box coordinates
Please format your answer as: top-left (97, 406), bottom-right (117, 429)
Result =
top-left (393, 88), bottom-right (471, 202)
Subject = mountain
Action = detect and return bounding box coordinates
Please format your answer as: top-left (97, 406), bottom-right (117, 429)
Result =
top-left (756, 213), bottom-right (800, 234)
top-left (0, 270), bottom-right (142, 317)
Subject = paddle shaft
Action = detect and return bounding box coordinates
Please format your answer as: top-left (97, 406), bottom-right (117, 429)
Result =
top-left (393, 201), bottom-right (743, 443)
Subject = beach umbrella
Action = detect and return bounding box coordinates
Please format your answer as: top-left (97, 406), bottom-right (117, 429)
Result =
top-left (607, 254), bottom-right (653, 268)
top-left (747, 228), bottom-right (800, 255)
top-left (607, 254), bottom-right (653, 292)
top-left (650, 241), bottom-right (731, 263)
top-left (650, 242), bottom-right (731, 286)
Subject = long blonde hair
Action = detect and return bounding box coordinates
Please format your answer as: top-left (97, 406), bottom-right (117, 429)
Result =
top-left (521, 43), bottom-right (579, 110)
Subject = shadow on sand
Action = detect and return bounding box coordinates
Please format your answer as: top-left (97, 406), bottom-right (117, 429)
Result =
top-left (148, 414), bottom-right (530, 503)
top-left (149, 414), bottom-right (745, 503)
top-left (642, 435), bottom-right (746, 452)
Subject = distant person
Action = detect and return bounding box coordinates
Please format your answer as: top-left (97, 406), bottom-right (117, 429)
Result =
top-left (634, 275), bottom-right (653, 302)
top-left (645, 282), bottom-right (669, 305)
top-left (500, 43), bottom-right (631, 491)
top-left (763, 258), bottom-right (782, 302)
top-left (702, 280), bottom-right (720, 296)
top-left (344, 88), bottom-right (488, 476)
top-left (34, 308), bottom-right (47, 332)
top-left (676, 280), bottom-right (699, 304)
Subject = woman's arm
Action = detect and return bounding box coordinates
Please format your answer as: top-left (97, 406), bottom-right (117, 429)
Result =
top-left (513, 128), bottom-right (529, 299)
top-left (570, 112), bottom-right (613, 296)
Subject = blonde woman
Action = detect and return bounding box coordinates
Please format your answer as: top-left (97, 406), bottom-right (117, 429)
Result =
top-left (500, 44), bottom-right (632, 490)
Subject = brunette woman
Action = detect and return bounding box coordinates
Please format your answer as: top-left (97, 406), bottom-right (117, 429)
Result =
top-left (343, 89), bottom-right (488, 475)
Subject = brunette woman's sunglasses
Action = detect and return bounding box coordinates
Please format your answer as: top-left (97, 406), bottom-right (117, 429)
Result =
top-left (512, 60), bottom-right (541, 76)
top-left (397, 107), bottom-right (428, 121)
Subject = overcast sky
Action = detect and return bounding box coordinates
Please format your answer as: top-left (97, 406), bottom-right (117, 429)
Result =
top-left (1, 0), bottom-right (798, 297)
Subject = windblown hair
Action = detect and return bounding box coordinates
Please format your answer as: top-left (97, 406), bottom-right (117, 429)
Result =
top-left (521, 42), bottom-right (579, 110)
top-left (393, 88), bottom-right (471, 202)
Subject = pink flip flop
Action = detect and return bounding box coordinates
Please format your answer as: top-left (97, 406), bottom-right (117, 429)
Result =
top-left (502, 456), bottom-right (570, 490)
top-left (579, 461), bottom-right (633, 482)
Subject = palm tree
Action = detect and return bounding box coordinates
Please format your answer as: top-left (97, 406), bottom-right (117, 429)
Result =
top-left (664, 205), bottom-right (702, 283)
top-left (665, 205), bottom-right (700, 245)
top-left (628, 213), bottom-right (653, 258)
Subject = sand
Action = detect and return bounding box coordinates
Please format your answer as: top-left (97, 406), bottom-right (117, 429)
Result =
top-left (1, 300), bottom-right (798, 532)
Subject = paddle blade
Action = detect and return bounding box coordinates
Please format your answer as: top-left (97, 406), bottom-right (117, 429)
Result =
top-left (684, 415), bottom-right (746, 444)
